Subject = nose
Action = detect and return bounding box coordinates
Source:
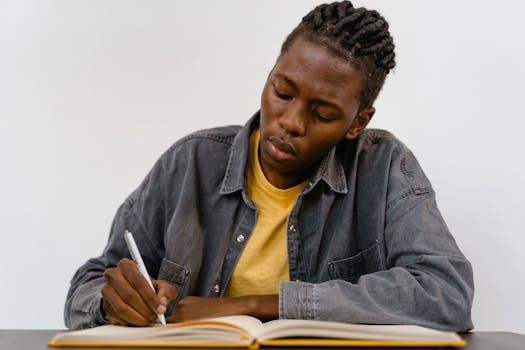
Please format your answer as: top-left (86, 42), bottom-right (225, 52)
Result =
top-left (279, 102), bottom-right (306, 137)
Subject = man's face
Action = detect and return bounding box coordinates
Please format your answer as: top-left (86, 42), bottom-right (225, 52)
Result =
top-left (259, 37), bottom-right (373, 189)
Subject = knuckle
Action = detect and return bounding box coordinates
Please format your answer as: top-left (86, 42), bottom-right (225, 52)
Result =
top-left (127, 271), bottom-right (143, 286)
top-left (103, 268), bottom-right (115, 279)
top-left (117, 258), bottom-right (132, 269)
top-left (159, 280), bottom-right (171, 291)
top-left (158, 280), bottom-right (178, 300)
top-left (144, 291), bottom-right (157, 305)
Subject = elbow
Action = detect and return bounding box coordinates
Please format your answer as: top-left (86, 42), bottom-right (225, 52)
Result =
top-left (427, 260), bottom-right (475, 332)
top-left (63, 287), bottom-right (106, 330)
top-left (436, 291), bottom-right (474, 332)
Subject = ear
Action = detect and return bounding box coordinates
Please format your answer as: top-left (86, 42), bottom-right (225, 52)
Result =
top-left (345, 107), bottom-right (375, 140)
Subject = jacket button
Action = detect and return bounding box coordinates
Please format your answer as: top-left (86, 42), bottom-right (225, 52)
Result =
top-left (212, 284), bottom-right (220, 293)
top-left (289, 225), bottom-right (297, 232)
top-left (236, 234), bottom-right (245, 243)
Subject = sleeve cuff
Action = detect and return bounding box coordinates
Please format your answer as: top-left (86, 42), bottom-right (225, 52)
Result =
top-left (279, 281), bottom-right (316, 320)
top-left (90, 294), bottom-right (110, 327)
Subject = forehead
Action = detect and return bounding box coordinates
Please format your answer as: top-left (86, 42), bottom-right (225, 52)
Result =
top-left (273, 37), bottom-right (364, 102)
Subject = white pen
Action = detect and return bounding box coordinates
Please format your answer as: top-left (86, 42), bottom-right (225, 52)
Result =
top-left (123, 230), bottom-right (167, 326)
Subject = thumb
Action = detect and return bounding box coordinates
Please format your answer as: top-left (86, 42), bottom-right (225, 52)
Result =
top-left (153, 279), bottom-right (179, 307)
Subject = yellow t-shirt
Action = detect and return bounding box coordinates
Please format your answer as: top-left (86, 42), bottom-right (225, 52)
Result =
top-left (223, 129), bottom-right (305, 296)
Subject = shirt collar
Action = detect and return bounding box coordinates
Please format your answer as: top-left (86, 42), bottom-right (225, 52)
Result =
top-left (220, 111), bottom-right (348, 195)
top-left (305, 146), bottom-right (348, 194)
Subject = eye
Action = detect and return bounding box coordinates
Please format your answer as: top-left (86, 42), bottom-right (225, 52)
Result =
top-left (273, 86), bottom-right (292, 101)
top-left (312, 108), bottom-right (331, 122)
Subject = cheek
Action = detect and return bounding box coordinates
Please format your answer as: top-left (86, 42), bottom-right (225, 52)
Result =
top-left (261, 86), bottom-right (286, 119)
top-left (260, 87), bottom-right (272, 120)
top-left (308, 126), bottom-right (347, 151)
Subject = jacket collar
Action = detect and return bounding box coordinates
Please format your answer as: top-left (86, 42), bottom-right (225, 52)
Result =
top-left (220, 112), bottom-right (348, 195)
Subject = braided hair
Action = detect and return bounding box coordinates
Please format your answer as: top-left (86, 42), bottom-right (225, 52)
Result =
top-left (281, 1), bottom-right (396, 109)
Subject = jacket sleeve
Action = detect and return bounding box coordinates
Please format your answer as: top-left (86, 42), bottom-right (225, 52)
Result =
top-left (64, 159), bottom-right (167, 330)
top-left (279, 146), bottom-right (474, 332)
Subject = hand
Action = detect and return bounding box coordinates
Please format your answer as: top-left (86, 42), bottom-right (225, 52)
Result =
top-left (168, 295), bottom-right (278, 323)
top-left (101, 258), bottom-right (178, 326)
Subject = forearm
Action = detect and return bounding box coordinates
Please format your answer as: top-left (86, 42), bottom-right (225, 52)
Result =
top-left (280, 258), bottom-right (474, 331)
top-left (167, 294), bottom-right (278, 323)
top-left (243, 294), bottom-right (279, 321)
top-left (64, 209), bottom-right (131, 329)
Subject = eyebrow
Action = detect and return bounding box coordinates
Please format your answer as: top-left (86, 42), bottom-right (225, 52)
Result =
top-left (273, 73), bottom-right (344, 113)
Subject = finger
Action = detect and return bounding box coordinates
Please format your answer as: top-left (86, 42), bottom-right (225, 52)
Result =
top-left (154, 280), bottom-right (179, 306)
top-left (104, 265), bottom-right (158, 323)
top-left (102, 298), bottom-right (127, 326)
top-left (101, 273), bottom-right (127, 322)
top-left (153, 280), bottom-right (179, 318)
top-left (102, 284), bottom-right (153, 326)
top-left (118, 259), bottom-right (163, 315)
top-left (104, 265), bottom-right (158, 322)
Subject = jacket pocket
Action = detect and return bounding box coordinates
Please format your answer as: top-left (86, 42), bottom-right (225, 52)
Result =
top-left (157, 257), bottom-right (191, 288)
top-left (328, 242), bottom-right (382, 283)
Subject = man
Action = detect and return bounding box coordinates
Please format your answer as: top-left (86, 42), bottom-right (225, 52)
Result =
top-left (65, 1), bottom-right (474, 331)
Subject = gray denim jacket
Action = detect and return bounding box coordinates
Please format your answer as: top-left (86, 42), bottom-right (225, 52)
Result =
top-left (64, 113), bottom-right (474, 331)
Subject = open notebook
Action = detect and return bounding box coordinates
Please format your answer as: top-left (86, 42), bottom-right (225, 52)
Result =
top-left (49, 315), bottom-right (466, 348)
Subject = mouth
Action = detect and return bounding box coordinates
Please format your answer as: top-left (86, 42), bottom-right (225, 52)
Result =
top-left (267, 137), bottom-right (297, 160)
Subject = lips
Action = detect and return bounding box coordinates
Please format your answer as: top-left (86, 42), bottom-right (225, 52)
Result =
top-left (267, 137), bottom-right (297, 160)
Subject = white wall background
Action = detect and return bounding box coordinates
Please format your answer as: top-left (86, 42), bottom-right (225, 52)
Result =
top-left (1, 0), bottom-right (524, 332)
